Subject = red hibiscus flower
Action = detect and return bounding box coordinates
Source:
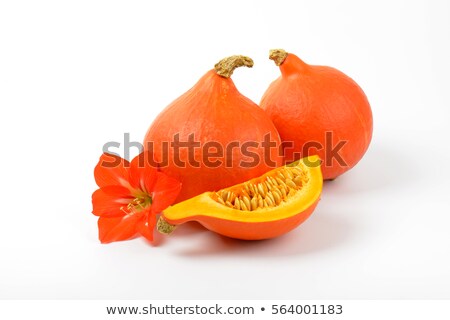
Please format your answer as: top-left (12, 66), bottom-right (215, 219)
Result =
top-left (92, 152), bottom-right (181, 244)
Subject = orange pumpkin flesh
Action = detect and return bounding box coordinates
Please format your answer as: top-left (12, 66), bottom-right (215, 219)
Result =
top-left (260, 49), bottom-right (373, 180)
top-left (158, 156), bottom-right (322, 240)
top-left (144, 55), bottom-right (283, 203)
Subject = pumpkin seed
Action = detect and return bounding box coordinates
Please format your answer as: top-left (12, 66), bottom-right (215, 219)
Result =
top-left (217, 196), bottom-right (225, 205)
top-left (258, 196), bottom-right (264, 208)
top-left (222, 191), bottom-right (229, 202)
top-left (276, 177), bottom-right (287, 189)
top-left (240, 199), bottom-right (248, 211)
top-left (293, 175), bottom-right (303, 186)
top-left (280, 186), bottom-right (287, 198)
top-left (286, 178), bottom-right (297, 189)
top-left (284, 169), bottom-right (294, 180)
top-left (251, 196), bottom-right (258, 210)
top-left (257, 183), bottom-right (266, 197)
top-left (234, 198), bottom-right (241, 210)
top-left (265, 196), bottom-right (274, 207)
top-left (266, 192), bottom-right (275, 204)
top-left (242, 195), bottom-right (251, 211)
top-left (272, 191), bottom-right (281, 204)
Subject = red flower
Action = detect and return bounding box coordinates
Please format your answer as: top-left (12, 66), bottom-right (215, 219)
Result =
top-left (92, 152), bottom-right (181, 243)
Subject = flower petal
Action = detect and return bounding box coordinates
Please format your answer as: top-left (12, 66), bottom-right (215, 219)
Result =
top-left (129, 151), bottom-right (158, 193)
top-left (151, 172), bottom-right (182, 213)
top-left (92, 186), bottom-right (132, 217)
top-left (97, 213), bottom-right (142, 244)
top-left (94, 153), bottom-right (131, 188)
top-left (136, 211), bottom-right (157, 242)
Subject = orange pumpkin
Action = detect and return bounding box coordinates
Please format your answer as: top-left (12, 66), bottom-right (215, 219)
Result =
top-left (260, 49), bottom-right (373, 180)
top-left (158, 156), bottom-right (322, 240)
top-left (144, 55), bottom-right (283, 203)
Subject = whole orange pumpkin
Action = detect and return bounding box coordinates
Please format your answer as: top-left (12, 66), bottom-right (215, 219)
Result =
top-left (260, 49), bottom-right (373, 180)
top-left (144, 55), bottom-right (283, 203)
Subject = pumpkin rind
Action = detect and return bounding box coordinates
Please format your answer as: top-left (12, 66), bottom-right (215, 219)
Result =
top-left (260, 50), bottom-right (373, 180)
top-left (144, 56), bottom-right (283, 203)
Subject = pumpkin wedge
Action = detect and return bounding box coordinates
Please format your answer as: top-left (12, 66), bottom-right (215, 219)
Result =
top-left (157, 156), bottom-right (322, 240)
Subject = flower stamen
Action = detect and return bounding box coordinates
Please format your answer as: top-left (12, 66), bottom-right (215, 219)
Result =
top-left (119, 196), bottom-right (152, 217)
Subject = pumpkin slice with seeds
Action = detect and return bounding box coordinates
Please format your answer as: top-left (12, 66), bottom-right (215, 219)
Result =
top-left (157, 156), bottom-right (322, 240)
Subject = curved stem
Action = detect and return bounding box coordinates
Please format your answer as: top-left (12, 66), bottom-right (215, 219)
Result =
top-left (157, 216), bottom-right (177, 235)
top-left (269, 49), bottom-right (288, 66)
top-left (214, 55), bottom-right (254, 78)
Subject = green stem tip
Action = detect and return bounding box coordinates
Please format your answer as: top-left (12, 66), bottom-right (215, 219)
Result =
top-left (157, 216), bottom-right (177, 235)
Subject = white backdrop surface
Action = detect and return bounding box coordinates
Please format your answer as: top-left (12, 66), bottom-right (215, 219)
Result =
top-left (0, 0), bottom-right (449, 299)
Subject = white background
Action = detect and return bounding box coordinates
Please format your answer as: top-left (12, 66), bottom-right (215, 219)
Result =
top-left (1, 0), bottom-right (449, 300)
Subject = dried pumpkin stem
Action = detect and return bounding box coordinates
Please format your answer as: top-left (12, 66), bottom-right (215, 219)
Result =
top-left (157, 216), bottom-right (176, 235)
top-left (214, 55), bottom-right (254, 78)
top-left (269, 49), bottom-right (288, 66)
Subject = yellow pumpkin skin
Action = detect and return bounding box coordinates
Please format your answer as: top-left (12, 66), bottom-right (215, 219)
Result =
top-left (160, 156), bottom-right (322, 240)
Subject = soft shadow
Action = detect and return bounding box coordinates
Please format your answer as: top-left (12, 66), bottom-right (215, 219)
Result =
top-left (167, 146), bottom-right (405, 255)
top-left (171, 221), bottom-right (210, 237)
top-left (325, 143), bottom-right (415, 194)
top-left (139, 222), bottom-right (208, 247)
top-left (174, 210), bottom-right (351, 258)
